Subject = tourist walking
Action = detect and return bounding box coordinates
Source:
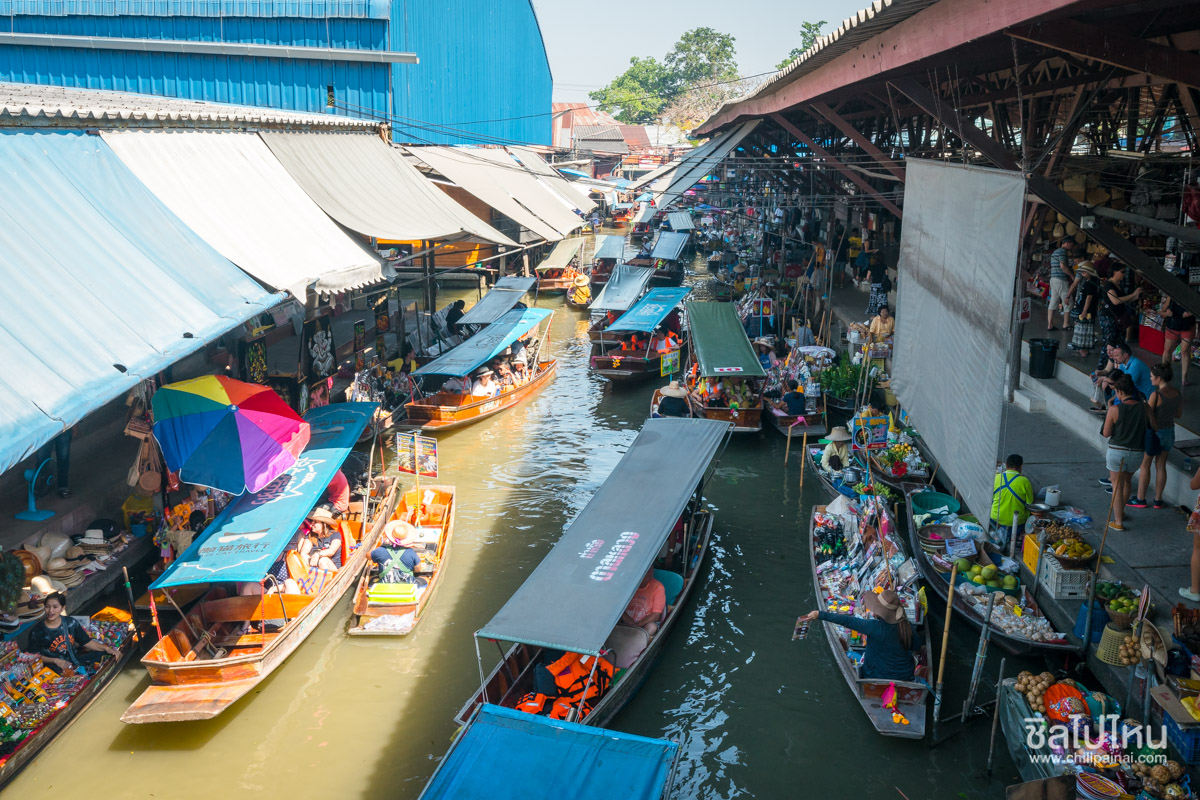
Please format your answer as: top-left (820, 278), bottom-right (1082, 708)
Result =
top-left (1047, 238), bottom-right (1076, 331)
top-left (1101, 373), bottom-right (1148, 531)
top-left (1132, 363), bottom-right (1182, 509)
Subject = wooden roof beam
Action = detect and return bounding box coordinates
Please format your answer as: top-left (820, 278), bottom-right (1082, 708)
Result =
top-left (808, 101), bottom-right (906, 181)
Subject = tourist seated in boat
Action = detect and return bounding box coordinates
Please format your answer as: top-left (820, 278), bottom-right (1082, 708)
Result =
top-left (621, 333), bottom-right (648, 352)
top-left (491, 358), bottom-right (516, 389)
top-left (444, 299), bottom-right (466, 335)
top-left (325, 469), bottom-right (350, 516)
top-left (696, 376), bottom-right (727, 408)
top-left (725, 377), bottom-right (754, 409)
top-left (442, 374), bottom-right (470, 394)
top-left (470, 367), bottom-right (500, 398)
top-left (753, 338), bottom-right (779, 371)
top-left (869, 305), bottom-right (895, 340)
top-left (620, 570), bottom-right (666, 636)
top-left (648, 327), bottom-right (681, 354)
top-left (821, 426), bottom-right (853, 472)
top-left (801, 588), bottom-right (921, 682)
top-left (656, 381), bottom-right (692, 418)
top-left (369, 545), bottom-right (427, 589)
top-left (297, 505), bottom-right (342, 573)
top-left (29, 591), bottom-right (118, 675)
top-left (603, 310), bottom-right (620, 327)
top-left (771, 380), bottom-right (806, 416)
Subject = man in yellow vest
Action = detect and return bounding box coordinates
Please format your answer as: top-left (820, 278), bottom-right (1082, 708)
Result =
top-left (991, 454), bottom-right (1034, 548)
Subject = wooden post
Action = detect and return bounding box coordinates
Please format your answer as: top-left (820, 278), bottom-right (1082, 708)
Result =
top-left (797, 432), bottom-right (807, 482)
top-left (931, 563), bottom-right (959, 744)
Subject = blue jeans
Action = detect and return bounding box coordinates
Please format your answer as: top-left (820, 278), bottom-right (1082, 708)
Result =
top-left (37, 429), bottom-right (72, 489)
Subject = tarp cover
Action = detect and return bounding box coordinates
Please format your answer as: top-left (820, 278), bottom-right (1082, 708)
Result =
top-left (593, 235), bottom-right (627, 261)
top-left (408, 146), bottom-right (582, 241)
top-left (686, 302), bottom-right (766, 378)
top-left (632, 204), bottom-right (657, 224)
top-left (457, 277), bottom-right (536, 327)
top-left (102, 130), bottom-right (389, 299)
top-left (629, 159), bottom-right (679, 192)
top-left (666, 211), bottom-right (694, 231)
top-left (651, 231), bottom-right (690, 261)
top-left (152, 403), bottom-right (375, 589)
top-left (654, 120), bottom-right (760, 211)
top-left (413, 308), bottom-right (551, 377)
top-left (259, 132), bottom-right (515, 246)
top-left (0, 131), bottom-right (279, 477)
top-left (590, 265), bottom-right (654, 313)
top-left (477, 418), bottom-right (728, 654)
top-left (418, 704), bottom-right (677, 800)
top-left (607, 288), bottom-right (691, 333)
top-left (534, 238), bottom-right (584, 272)
top-left (507, 146), bottom-right (598, 214)
top-left (892, 159), bottom-right (1025, 522)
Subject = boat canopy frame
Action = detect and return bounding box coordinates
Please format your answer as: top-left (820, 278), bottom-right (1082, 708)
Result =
top-left (413, 308), bottom-right (552, 379)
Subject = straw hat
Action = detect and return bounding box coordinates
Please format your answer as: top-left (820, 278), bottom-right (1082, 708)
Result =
top-left (308, 505), bottom-right (338, 526)
top-left (29, 575), bottom-right (67, 596)
top-left (473, 367), bottom-right (494, 377)
top-left (38, 532), bottom-right (72, 559)
top-left (828, 426), bottom-right (853, 442)
top-left (1074, 261), bottom-right (1097, 278)
top-left (863, 587), bottom-right (907, 624)
top-left (661, 381), bottom-right (688, 399)
top-left (733, 264), bottom-right (748, 274)
top-left (64, 545), bottom-right (88, 563)
top-left (753, 337), bottom-right (772, 350)
top-left (573, 274), bottom-right (591, 287)
top-left (80, 529), bottom-right (107, 546)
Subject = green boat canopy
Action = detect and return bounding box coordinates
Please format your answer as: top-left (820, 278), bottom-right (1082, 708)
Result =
top-left (534, 238), bottom-right (584, 272)
top-left (686, 301), bottom-right (766, 378)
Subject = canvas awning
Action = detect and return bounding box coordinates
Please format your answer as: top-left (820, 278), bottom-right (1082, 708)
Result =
top-left (456, 277), bottom-right (537, 327)
top-left (629, 159), bottom-right (679, 192)
top-left (590, 265), bottom-right (654, 313)
top-left (593, 235), bottom-right (626, 261)
top-left (686, 302), bottom-right (766, 378)
top-left (419, 704), bottom-right (678, 800)
top-left (653, 120), bottom-right (760, 211)
top-left (101, 130), bottom-right (390, 299)
top-left (632, 204), bottom-right (657, 224)
top-left (407, 146), bottom-right (582, 241)
top-left (507, 146), bottom-right (597, 214)
top-left (476, 418), bottom-right (729, 654)
top-left (666, 212), bottom-right (694, 231)
top-left (0, 131), bottom-right (281, 477)
top-left (259, 132), bottom-right (515, 246)
top-left (606, 287), bottom-right (691, 333)
top-left (152, 404), bottom-right (374, 589)
top-left (534, 238), bottom-right (584, 272)
top-left (650, 231), bottom-right (690, 261)
top-left (413, 308), bottom-right (551, 378)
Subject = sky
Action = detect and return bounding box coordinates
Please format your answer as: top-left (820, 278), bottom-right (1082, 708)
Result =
top-left (531, 0), bottom-right (869, 104)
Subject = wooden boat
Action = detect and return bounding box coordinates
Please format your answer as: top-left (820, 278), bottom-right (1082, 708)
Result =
top-left (589, 235), bottom-right (629, 288)
top-left (455, 418), bottom-right (731, 728)
top-left (134, 583), bottom-right (208, 612)
top-left (861, 450), bottom-right (932, 496)
top-left (405, 308), bottom-right (556, 433)
top-left (805, 443), bottom-right (858, 500)
top-left (590, 344), bottom-right (684, 383)
top-left (564, 281), bottom-right (592, 310)
top-left (903, 489), bottom-right (1076, 655)
top-left (122, 404), bottom-right (401, 723)
top-left (534, 239), bottom-right (586, 295)
top-left (765, 405), bottom-right (825, 438)
top-left (998, 677), bottom-right (1064, 784)
top-left (0, 622), bottom-right (136, 789)
top-left (682, 301), bottom-right (766, 433)
top-left (645, 231), bottom-right (690, 287)
top-left (809, 501), bottom-right (930, 738)
top-left (588, 287), bottom-right (690, 382)
top-left (348, 485), bottom-right (456, 636)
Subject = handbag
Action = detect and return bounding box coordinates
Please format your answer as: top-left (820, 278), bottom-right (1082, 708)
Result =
top-left (1144, 426), bottom-right (1163, 457)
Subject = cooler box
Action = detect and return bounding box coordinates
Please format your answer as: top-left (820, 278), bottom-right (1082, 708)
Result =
top-left (367, 583), bottom-right (419, 604)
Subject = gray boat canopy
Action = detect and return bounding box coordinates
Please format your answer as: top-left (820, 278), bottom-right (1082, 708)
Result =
top-left (476, 418), bottom-right (730, 655)
top-left (651, 231), bottom-right (690, 261)
top-left (590, 264), bottom-right (654, 313)
top-left (592, 235), bottom-right (626, 261)
top-left (457, 276), bottom-right (537, 327)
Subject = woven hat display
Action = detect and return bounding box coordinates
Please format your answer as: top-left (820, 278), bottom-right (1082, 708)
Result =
top-left (11, 550), bottom-right (41, 582)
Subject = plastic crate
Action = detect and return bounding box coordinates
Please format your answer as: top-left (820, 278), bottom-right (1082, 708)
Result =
top-left (1164, 711), bottom-right (1200, 765)
top-left (1037, 554), bottom-right (1090, 600)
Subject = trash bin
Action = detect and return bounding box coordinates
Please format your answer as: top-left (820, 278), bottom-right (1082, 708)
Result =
top-left (1028, 338), bottom-right (1059, 379)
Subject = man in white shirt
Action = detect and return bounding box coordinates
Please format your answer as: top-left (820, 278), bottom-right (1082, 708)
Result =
top-left (470, 368), bottom-right (499, 398)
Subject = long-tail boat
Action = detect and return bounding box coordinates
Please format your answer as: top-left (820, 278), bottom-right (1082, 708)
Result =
top-left (348, 484), bottom-right (456, 636)
top-left (534, 238), bottom-right (585, 294)
top-left (121, 404), bottom-right (400, 723)
top-left (455, 418), bottom-right (731, 727)
top-left (679, 301), bottom-right (765, 433)
top-left (589, 235), bottom-right (626, 286)
top-left (589, 287), bottom-right (690, 382)
top-left (585, 264), bottom-right (655, 344)
top-left (809, 498), bottom-right (930, 738)
top-left (454, 276), bottom-right (537, 331)
top-left (643, 231), bottom-right (690, 286)
top-left (405, 308), bottom-right (556, 432)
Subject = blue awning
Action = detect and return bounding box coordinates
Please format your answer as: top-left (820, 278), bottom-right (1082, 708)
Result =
top-left (152, 404), bottom-right (374, 589)
top-left (413, 308), bottom-right (552, 377)
top-left (606, 288), bottom-right (691, 333)
top-left (457, 277), bottom-right (536, 327)
top-left (557, 167), bottom-right (591, 179)
top-left (651, 231), bottom-right (690, 261)
top-left (0, 131), bottom-right (281, 477)
top-left (419, 704), bottom-right (678, 800)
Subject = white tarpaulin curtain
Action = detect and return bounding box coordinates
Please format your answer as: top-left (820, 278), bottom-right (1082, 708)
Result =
top-left (259, 132), bottom-right (515, 246)
top-left (892, 159), bottom-right (1026, 521)
top-left (102, 130), bottom-right (389, 299)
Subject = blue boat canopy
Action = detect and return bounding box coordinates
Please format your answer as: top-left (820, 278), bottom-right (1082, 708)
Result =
top-left (590, 265), bottom-right (654, 313)
top-left (413, 308), bottom-right (551, 378)
top-left (152, 404), bottom-right (375, 589)
top-left (650, 231), bottom-right (690, 261)
top-left (606, 287), bottom-right (690, 333)
top-left (477, 418), bottom-right (729, 655)
top-left (457, 276), bottom-right (536, 327)
top-left (418, 704), bottom-right (678, 800)
top-left (0, 131), bottom-right (281, 477)
top-left (593, 235), bottom-right (626, 261)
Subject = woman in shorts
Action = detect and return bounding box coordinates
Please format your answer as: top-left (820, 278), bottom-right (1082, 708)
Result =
top-left (1161, 296), bottom-right (1195, 387)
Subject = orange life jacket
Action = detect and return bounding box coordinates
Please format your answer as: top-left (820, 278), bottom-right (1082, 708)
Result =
top-left (545, 652), bottom-right (614, 704)
top-left (514, 692), bottom-right (588, 721)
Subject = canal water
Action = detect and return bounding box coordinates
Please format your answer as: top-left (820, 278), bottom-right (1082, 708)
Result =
top-left (8, 241), bottom-right (1035, 798)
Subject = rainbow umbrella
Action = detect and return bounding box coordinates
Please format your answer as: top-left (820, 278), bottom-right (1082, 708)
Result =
top-left (151, 376), bottom-right (310, 495)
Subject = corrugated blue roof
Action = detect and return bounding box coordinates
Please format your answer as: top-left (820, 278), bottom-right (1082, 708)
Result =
top-left (0, 0), bottom-right (390, 18)
top-left (0, 131), bottom-right (281, 476)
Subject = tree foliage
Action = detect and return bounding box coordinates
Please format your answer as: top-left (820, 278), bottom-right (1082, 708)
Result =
top-left (588, 56), bottom-right (672, 124)
top-left (775, 20), bottom-right (828, 70)
top-left (664, 26), bottom-right (738, 86)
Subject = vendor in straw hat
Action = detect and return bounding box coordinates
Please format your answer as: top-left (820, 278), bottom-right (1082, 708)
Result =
top-left (800, 587), bottom-right (921, 681)
top-left (821, 426), bottom-right (853, 472)
top-left (656, 381), bottom-right (693, 418)
top-left (753, 337), bottom-right (778, 371)
top-left (570, 273), bottom-right (591, 306)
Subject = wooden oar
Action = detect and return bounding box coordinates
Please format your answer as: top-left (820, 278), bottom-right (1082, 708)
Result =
top-left (1080, 488), bottom-right (1119, 653)
top-left (797, 432), bottom-right (808, 485)
top-left (121, 566), bottom-right (140, 643)
top-left (931, 562), bottom-right (958, 744)
top-left (985, 657), bottom-right (1007, 775)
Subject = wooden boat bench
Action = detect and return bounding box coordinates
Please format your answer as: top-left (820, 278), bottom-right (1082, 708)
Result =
top-left (198, 594), bottom-right (313, 625)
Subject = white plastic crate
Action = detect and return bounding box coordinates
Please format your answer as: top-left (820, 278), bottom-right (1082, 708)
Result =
top-left (1037, 554), bottom-right (1089, 600)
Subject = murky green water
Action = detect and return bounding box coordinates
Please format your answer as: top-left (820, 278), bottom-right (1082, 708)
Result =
top-left (7, 242), bottom-right (1034, 798)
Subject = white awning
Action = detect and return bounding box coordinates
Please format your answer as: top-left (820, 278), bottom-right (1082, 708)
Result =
top-left (259, 132), bottom-right (515, 246)
top-left (667, 211), bottom-right (695, 231)
top-left (534, 238), bottom-right (584, 272)
top-left (629, 159), bottom-right (679, 192)
top-left (507, 147), bottom-right (597, 214)
top-left (654, 120), bottom-right (760, 211)
top-left (407, 146), bottom-right (584, 242)
top-left (101, 130), bottom-right (390, 299)
top-left (633, 204), bottom-right (657, 224)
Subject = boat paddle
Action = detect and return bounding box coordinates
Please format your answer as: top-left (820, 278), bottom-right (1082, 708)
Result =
top-left (961, 591), bottom-right (998, 721)
top-left (984, 657), bottom-right (1007, 775)
top-left (930, 562), bottom-right (958, 746)
top-left (1080, 490), bottom-right (1119, 654)
top-left (121, 566), bottom-right (139, 643)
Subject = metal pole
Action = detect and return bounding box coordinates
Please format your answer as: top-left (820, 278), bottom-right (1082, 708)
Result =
top-left (962, 591), bottom-right (998, 721)
top-left (985, 657), bottom-right (1007, 775)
